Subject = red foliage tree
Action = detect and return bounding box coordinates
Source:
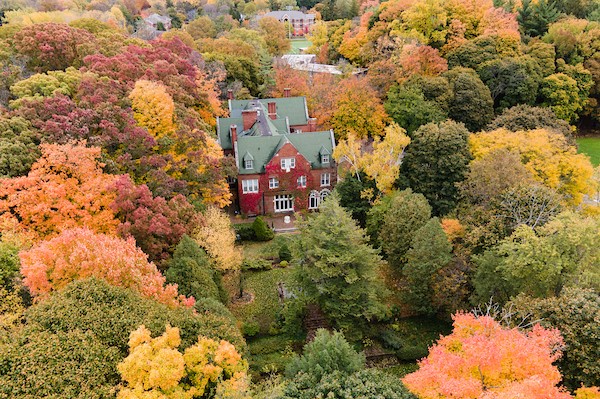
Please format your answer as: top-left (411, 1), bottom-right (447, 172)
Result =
top-left (403, 313), bottom-right (573, 399)
top-left (20, 228), bottom-right (193, 307)
top-left (111, 175), bottom-right (200, 267)
top-left (398, 44), bottom-right (449, 80)
top-left (12, 23), bottom-right (98, 72)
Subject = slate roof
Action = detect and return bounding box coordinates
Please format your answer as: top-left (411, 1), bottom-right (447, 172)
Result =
top-left (217, 97), bottom-right (309, 150)
top-left (236, 131), bottom-right (334, 174)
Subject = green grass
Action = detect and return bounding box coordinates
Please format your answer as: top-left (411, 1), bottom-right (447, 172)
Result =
top-left (577, 136), bottom-right (600, 166)
top-left (229, 266), bottom-right (296, 333)
top-left (289, 38), bottom-right (311, 54)
top-left (247, 335), bottom-right (300, 377)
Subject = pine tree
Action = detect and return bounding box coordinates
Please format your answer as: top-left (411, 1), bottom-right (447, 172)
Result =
top-left (296, 194), bottom-right (387, 334)
top-left (518, 0), bottom-right (561, 37)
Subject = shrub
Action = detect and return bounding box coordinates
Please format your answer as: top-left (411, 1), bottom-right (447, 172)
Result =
top-left (279, 260), bottom-right (289, 268)
top-left (397, 345), bottom-right (429, 361)
top-left (242, 258), bottom-right (273, 271)
top-left (242, 320), bottom-right (260, 337)
top-left (253, 216), bottom-right (274, 241)
top-left (285, 329), bottom-right (364, 384)
top-left (235, 223), bottom-right (256, 241)
top-left (278, 243), bottom-right (292, 262)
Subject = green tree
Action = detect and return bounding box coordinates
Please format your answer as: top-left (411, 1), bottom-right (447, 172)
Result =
top-left (285, 329), bottom-right (364, 384)
top-left (0, 116), bottom-right (40, 178)
top-left (165, 235), bottom-right (221, 302)
top-left (478, 57), bottom-right (542, 110)
top-left (473, 212), bottom-right (600, 303)
top-left (371, 189), bottom-right (432, 270)
top-left (403, 218), bottom-right (452, 315)
top-left (509, 288), bottom-right (600, 390)
top-left (252, 216), bottom-right (274, 241)
top-left (295, 195), bottom-right (387, 333)
top-left (444, 68), bottom-right (494, 132)
top-left (335, 172), bottom-right (379, 228)
top-left (401, 120), bottom-right (472, 216)
top-left (518, 0), bottom-right (561, 37)
top-left (384, 84), bottom-right (447, 135)
top-left (486, 104), bottom-right (573, 140)
top-left (540, 72), bottom-right (585, 122)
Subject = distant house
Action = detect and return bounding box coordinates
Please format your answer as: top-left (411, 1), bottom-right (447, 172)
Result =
top-left (144, 13), bottom-right (172, 31)
top-left (280, 54), bottom-right (368, 75)
top-left (259, 10), bottom-right (315, 36)
top-left (217, 92), bottom-right (336, 215)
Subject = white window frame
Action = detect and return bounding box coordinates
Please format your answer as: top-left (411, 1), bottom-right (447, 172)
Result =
top-left (320, 173), bottom-right (331, 187)
top-left (269, 177), bottom-right (279, 189)
top-left (321, 154), bottom-right (329, 164)
top-left (241, 179), bottom-right (259, 194)
top-left (320, 189), bottom-right (331, 202)
top-left (297, 175), bottom-right (307, 188)
top-left (280, 157), bottom-right (296, 170)
top-left (244, 159), bottom-right (253, 170)
top-left (309, 190), bottom-right (319, 209)
top-left (274, 194), bottom-right (294, 212)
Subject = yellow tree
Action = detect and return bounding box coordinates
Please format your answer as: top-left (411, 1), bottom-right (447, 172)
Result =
top-left (334, 123), bottom-right (410, 194)
top-left (117, 324), bottom-right (250, 399)
top-left (193, 207), bottom-right (242, 273)
top-left (361, 123), bottom-right (411, 193)
top-left (469, 128), bottom-right (594, 206)
top-left (129, 79), bottom-right (177, 140)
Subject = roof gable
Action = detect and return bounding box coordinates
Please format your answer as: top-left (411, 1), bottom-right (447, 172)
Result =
top-left (229, 97), bottom-right (309, 126)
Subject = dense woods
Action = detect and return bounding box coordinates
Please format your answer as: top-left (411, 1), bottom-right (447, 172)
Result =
top-left (0, 0), bottom-right (599, 398)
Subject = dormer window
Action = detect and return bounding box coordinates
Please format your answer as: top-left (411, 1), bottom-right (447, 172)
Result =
top-left (319, 146), bottom-right (331, 165)
top-left (243, 151), bottom-right (254, 170)
top-left (281, 157), bottom-right (295, 170)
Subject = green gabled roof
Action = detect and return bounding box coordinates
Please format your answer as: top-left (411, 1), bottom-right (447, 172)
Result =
top-left (236, 131), bottom-right (334, 174)
top-left (217, 116), bottom-right (242, 150)
top-left (229, 97), bottom-right (309, 126)
top-left (319, 145), bottom-right (331, 155)
top-left (242, 151), bottom-right (254, 161)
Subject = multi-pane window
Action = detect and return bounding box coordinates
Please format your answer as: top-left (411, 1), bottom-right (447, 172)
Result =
top-left (241, 179), bottom-right (259, 194)
top-left (280, 157), bottom-right (296, 170)
top-left (309, 191), bottom-right (319, 209)
top-left (320, 173), bottom-right (331, 187)
top-left (269, 177), bottom-right (279, 189)
top-left (244, 159), bottom-right (253, 170)
top-left (297, 175), bottom-right (307, 187)
top-left (321, 154), bottom-right (329, 164)
top-left (274, 194), bottom-right (294, 212)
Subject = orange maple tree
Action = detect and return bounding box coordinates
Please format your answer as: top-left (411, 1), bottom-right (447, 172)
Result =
top-left (19, 228), bottom-right (193, 307)
top-left (403, 313), bottom-right (573, 399)
top-left (0, 143), bottom-right (119, 241)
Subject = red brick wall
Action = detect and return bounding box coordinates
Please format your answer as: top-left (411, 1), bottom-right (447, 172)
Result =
top-left (237, 142), bottom-right (337, 215)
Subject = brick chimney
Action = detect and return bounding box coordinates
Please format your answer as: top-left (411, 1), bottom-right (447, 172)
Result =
top-left (267, 102), bottom-right (277, 120)
top-left (241, 109), bottom-right (258, 130)
top-left (284, 88), bottom-right (291, 98)
top-left (227, 89), bottom-right (234, 100)
top-left (230, 124), bottom-right (238, 143)
top-left (308, 117), bottom-right (317, 132)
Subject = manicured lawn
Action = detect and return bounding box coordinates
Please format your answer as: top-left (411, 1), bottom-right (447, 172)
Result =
top-left (229, 266), bottom-right (296, 333)
top-left (289, 38), bottom-right (311, 54)
top-left (577, 136), bottom-right (600, 166)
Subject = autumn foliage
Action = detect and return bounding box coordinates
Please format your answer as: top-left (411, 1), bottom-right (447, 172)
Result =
top-left (0, 143), bottom-right (118, 241)
top-left (403, 313), bottom-right (572, 399)
top-left (117, 324), bottom-right (249, 399)
top-left (19, 228), bottom-right (193, 307)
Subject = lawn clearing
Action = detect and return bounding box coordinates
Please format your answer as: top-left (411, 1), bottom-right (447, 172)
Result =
top-left (229, 266), bottom-right (296, 333)
top-left (289, 38), bottom-right (311, 54)
top-left (577, 136), bottom-right (600, 166)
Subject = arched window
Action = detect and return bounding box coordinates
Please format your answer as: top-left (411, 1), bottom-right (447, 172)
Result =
top-left (309, 190), bottom-right (319, 209)
top-left (320, 189), bottom-right (331, 202)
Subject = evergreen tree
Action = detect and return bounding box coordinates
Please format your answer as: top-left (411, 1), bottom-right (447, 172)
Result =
top-left (402, 218), bottom-right (452, 315)
top-left (165, 235), bottom-right (221, 302)
top-left (401, 121), bottom-right (472, 216)
top-left (296, 194), bottom-right (387, 334)
top-left (518, 0), bottom-right (561, 37)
